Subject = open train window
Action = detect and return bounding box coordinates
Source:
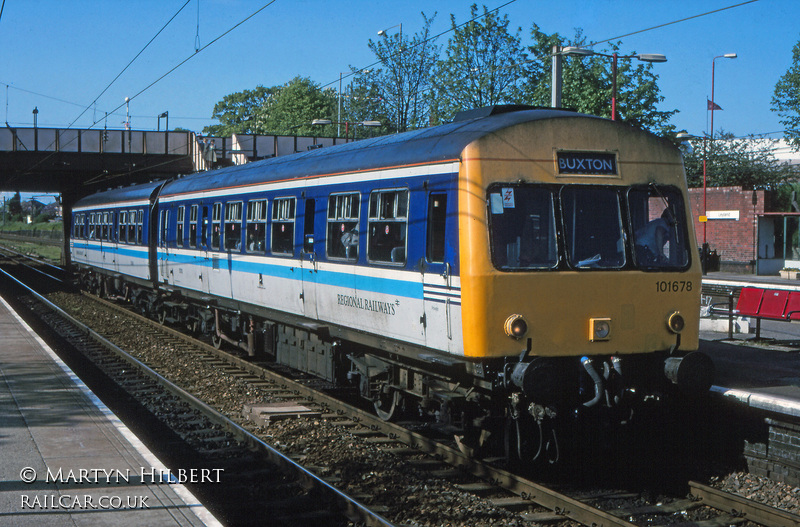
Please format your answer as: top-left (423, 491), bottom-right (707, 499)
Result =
top-left (271, 197), bottom-right (295, 255)
top-left (176, 206), bottom-right (185, 247)
top-left (368, 189), bottom-right (408, 265)
top-left (561, 187), bottom-right (625, 269)
top-left (224, 201), bottom-right (243, 251)
top-left (189, 205), bottom-right (198, 248)
top-left (488, 186), bottom-right (557, 270)
top-left (628, 185), bottom-right (690, 269)
top-left (211, 202), bottom-right (221, 250)
top-left (246, 199), bottom-right (267, 253)
top-left (327, 192), bottom-right (359, 261)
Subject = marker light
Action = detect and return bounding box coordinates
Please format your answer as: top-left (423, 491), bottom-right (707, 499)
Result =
top-left (668, 312), bottom-right (685, 334)
top-left (589, 318), bottom-right (611, 341)
top-left (504, 314), bottom-right (528, 339)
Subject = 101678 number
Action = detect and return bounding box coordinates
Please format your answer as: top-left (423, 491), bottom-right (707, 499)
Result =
top-left (656, 280), bottom-right (693, 293)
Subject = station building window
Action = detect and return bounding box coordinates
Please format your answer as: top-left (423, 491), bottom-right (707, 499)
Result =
top-left (246, 199), bottom-right (267, 253)
top-left (271, 197), bottom-right (295, 255)
top-left (368, 189), bottom-right (408, 264)
top-left (327, 192), bottom-right (359, 260)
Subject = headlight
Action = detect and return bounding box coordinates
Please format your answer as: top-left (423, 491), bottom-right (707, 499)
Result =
top-left (667, 311), bottom-right (685, 334)
top-left (504, 314), bottom-right (528, 339)
top-left (589, 317), bottom-right (611, 341)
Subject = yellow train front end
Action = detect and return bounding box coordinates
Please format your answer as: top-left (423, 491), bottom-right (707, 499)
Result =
top-left (456, 115), bottom-right (712, 460)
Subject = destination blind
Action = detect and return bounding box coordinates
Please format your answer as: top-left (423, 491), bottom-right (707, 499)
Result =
top-left (556, 151), bottom-right (618, 176)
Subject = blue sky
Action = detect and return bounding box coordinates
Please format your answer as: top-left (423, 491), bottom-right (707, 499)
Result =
top-left (0, 0), bottom-right (798, 204)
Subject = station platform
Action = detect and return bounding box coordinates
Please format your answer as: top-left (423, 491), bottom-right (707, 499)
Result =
top-left (0, 295), bottom-right (222, 526)
top-left (701, 271), bottom-right (800, 419)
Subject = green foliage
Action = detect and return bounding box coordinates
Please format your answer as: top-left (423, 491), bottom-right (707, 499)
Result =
top-left (682, 131), bottom-right (795, 189)
top-left (430, 4), bottom-right (526, 123)
top-left (258, 77), bottom-right (337, 136)
top-left (360, 13), bottom-right (440, 132)
top-left (8, 191), bottom-right (22, 219)
top-left (772, 38), bottom-right (800, 148)
top-left (204, 85), bottom-right (278, 136)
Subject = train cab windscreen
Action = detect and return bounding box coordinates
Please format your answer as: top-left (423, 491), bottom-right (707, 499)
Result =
top-left (488, 184), bottom-right (691, 271)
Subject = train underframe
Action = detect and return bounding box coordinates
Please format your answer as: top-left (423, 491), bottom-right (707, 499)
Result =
top-left (79, 269), bottom-right (713, 465)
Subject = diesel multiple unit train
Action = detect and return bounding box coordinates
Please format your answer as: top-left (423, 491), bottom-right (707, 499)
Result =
top-left (70, 106), bottom-right (713, 462)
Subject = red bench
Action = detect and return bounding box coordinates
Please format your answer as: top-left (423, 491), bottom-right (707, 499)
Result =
top-left (712, 286), bottom-right (800, 338)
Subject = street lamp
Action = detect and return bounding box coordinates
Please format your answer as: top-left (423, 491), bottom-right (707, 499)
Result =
top-left (158, 111), bottom-right (169, 131)
top-left (378, 23), bottom-right (403, 133)
top-left (560, 47), bottom-right (667, 120)
top-left (701, 53), bottom-right (737, 273)
top-left (337, 70), bottom-right (371, 138)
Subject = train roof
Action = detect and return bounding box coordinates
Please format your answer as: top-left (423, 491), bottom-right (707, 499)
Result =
top-left (159, 107), bottom-right (597, 198)
top-left (73, 179), bottom-right (165, 209)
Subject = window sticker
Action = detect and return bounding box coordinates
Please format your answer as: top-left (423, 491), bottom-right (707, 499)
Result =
top-left (490, 193), bottom-right (504, 214)
top-left (502, 188), bottom-right (515, 208)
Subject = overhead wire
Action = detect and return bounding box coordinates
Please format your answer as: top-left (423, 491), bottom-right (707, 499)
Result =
top-left (14, 0), bottom-right (279, 181)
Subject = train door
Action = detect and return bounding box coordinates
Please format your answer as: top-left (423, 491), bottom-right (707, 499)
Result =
top-left (158, 208), bottom-right (170, 284)
top-left (300, 198), bottom-right (319, 319)
top-left (422, 192), bottom-right (459, 352)
top-left (199, 205), bottom-right (211, 294)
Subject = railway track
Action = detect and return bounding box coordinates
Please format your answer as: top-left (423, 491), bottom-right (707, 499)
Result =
top-left (2, 247), bottom-right (800, 526)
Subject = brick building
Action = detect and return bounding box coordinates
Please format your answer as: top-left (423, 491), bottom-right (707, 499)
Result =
top-left (687, 186), bottom-right (800, 275)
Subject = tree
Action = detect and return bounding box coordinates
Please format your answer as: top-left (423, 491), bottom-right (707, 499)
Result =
top-left (772, 38), bottom-right (800, 148)
top-left (203, 78), bottom-right (336, 137)
top-left (682, 131), bottom-right (794, 189)
top-left (204, 85), bottom-right (278, 136)
top-left (430, 4), bottom-right (527, 123)
top-left (8, 191), bottom-right (22, 221)
top-left (359, 13), bottom-right (440, 132)
top-left (257, 76), bottom-right (337, 136)
top-left (521, 25), bottom-right (677, 136)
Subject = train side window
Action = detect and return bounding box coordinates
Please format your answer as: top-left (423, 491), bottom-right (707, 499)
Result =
top-left (119, 211), bottom-right (128, 244)
top-left (189, 205), bottom-right (198, 248)
top-left (159, 210), bottom-right (169, 247)
top-left (488, 186), bottom-right (557, 270)
top-left (136, 210), bottom-right (143, 244)
top-left (246, 199), bottom-right (267, 253)
top-left (271, 197), bottom-right (295, 255)
top-left (327, 192), bottom-right (359, 260)
top-left (426, 193), bottom-right (447, 263)
top-left (101, 212), bottom-right (109, 240)
top-left (176, 206), bottom-right (185, 247)
top-left (561, 187), bottom-right (625, 269)
top-left (368, 189), bottom-right (408, 265)
top-left (224, 201), bottom-right (243, 251)
top-left (88, 213), bottom-right (95, 240)
top-left (211, 202), bottom-right (221, 250)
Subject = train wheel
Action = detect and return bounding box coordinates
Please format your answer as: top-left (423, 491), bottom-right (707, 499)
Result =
top-left (374, 388), bottom-right (401, 421)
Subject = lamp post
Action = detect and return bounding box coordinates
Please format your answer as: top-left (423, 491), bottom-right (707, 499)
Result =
top-left (158, 111), bottom-right (169, 131)
top-left (560, 47), bottom-right (666, 120)
top-left (701, 53), bottom-right (737, 273)
top-left (378, 23), bottom-right (402, 133)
